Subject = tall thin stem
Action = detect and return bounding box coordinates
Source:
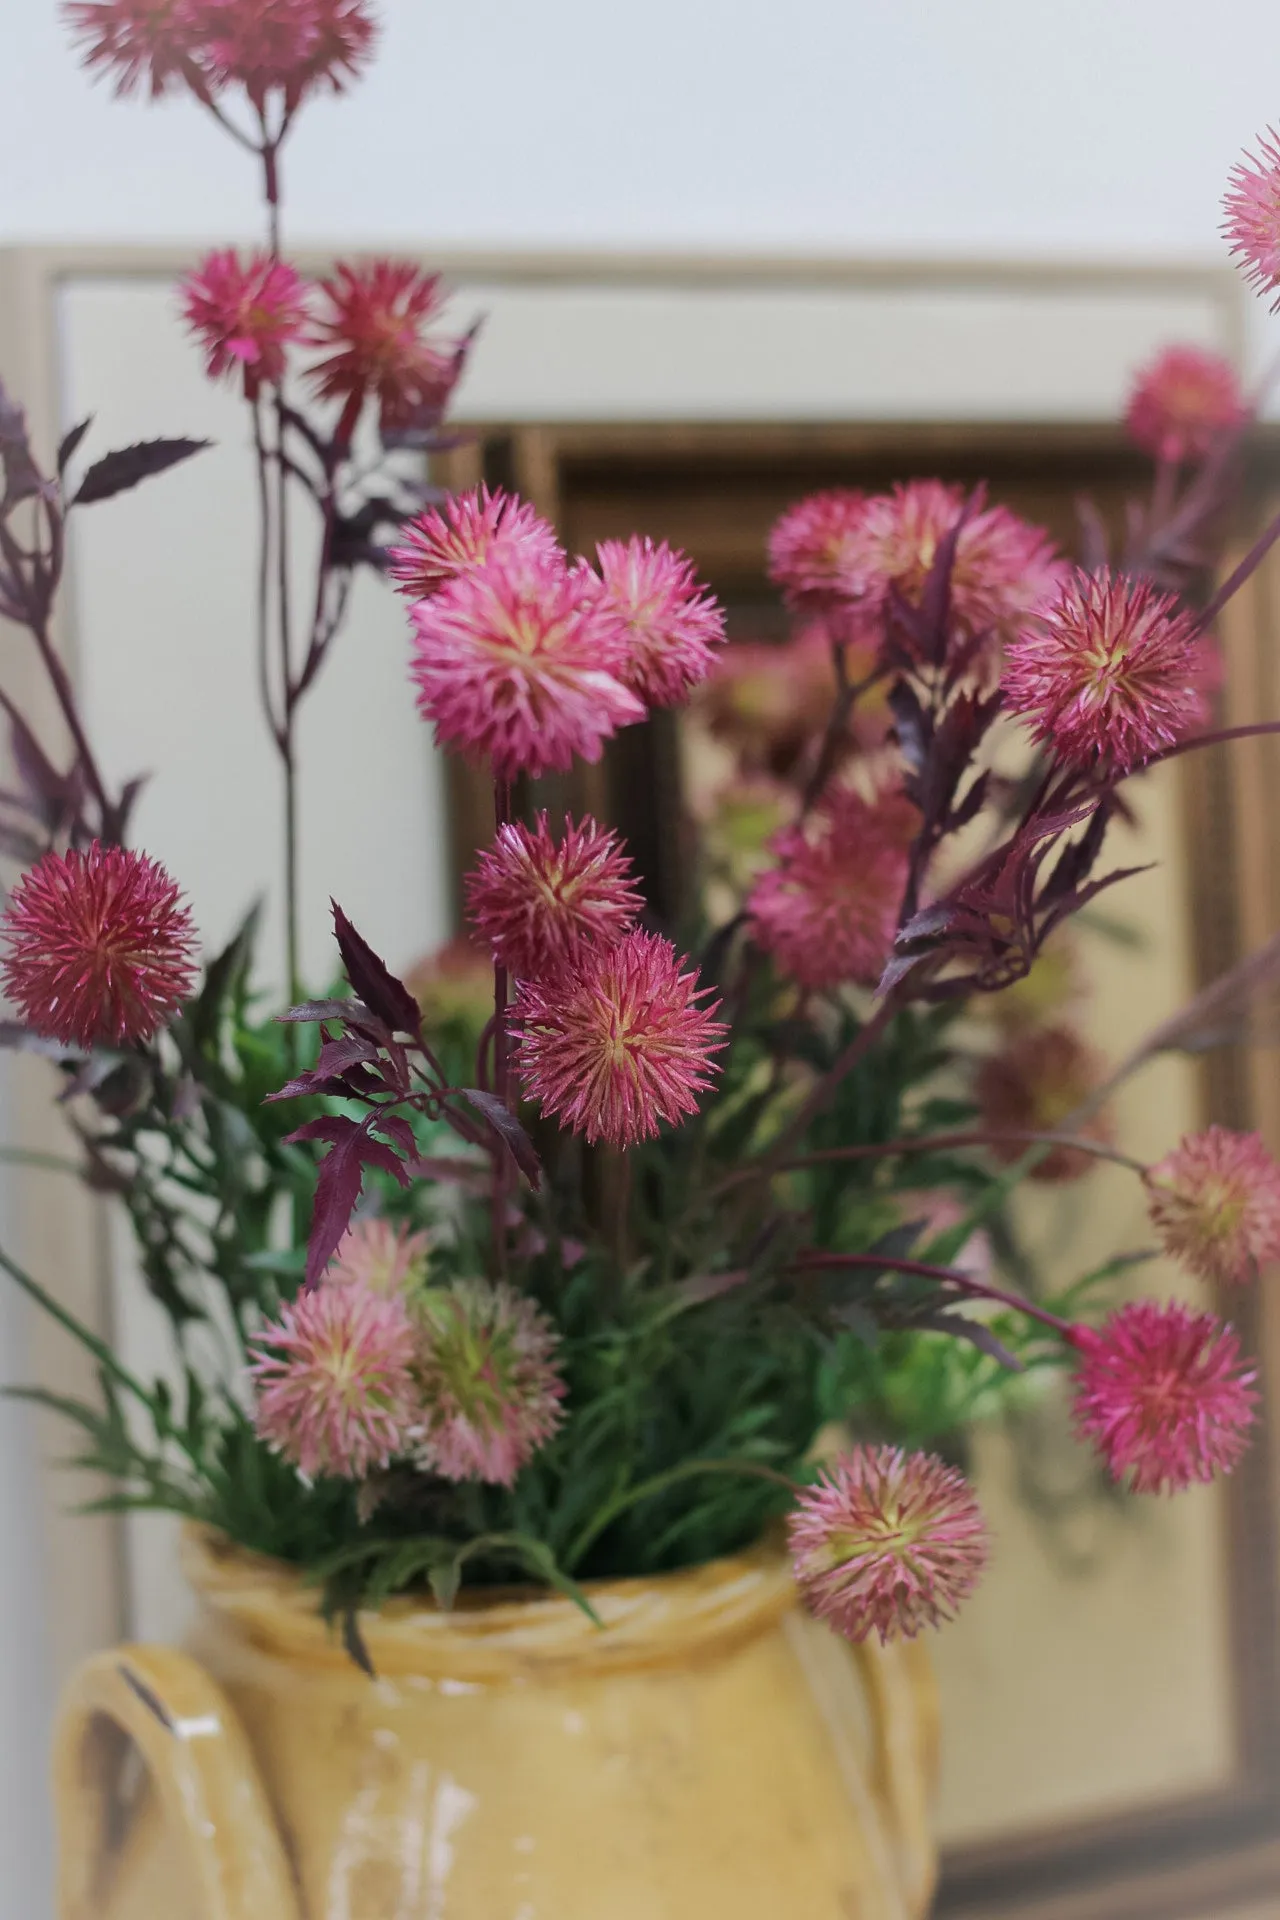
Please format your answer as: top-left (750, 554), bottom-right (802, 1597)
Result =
top-left (491, 779), bottom-right (513, 1275)
top-left (789, 1249), bottom-right (1073, 1339)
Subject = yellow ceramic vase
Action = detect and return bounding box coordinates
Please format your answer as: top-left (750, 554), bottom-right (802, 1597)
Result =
top-left (54, 1526), bottom-right (938, 1920)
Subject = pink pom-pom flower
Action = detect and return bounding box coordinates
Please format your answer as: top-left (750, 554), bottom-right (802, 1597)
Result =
top-left (411, 1278), bottom-right (566, 1487)
top-left (179, 249), bottom-right (310, 394)
top-left (767, 489), bottom-right (867, 607)
top-left (1124, 346), bottom-right (1247, 466)
top-left (63, 0), bottom-right (202, 99)
top-left (747, 785), bottom-right (916, 991)
top-left (1145, 1126), bottom-right (1280, 1289)
top-left (389, 485), bottom-right (560, 602)
top-left (466, 812), bottom-right (643, 982)
top-left (1002, 569), bottom-right (1209, 772)
top-left (585, 537), bottom-right (726, 708)
top-left (1069, 1301), bottom-right (1258, 1494)
top-left (249, 1284), bottom-right (418, 1481)
top-left (1, 842), bottom-right (199, 1050)
top-left (409, 549), bottom-right (644, 781)
top-left (308, 259), bottom-right (460, 433)
top-left (327, 1217), bottom-right (431, 1299)
top-left (1224, 127), bottom-right (1280, 309)
top-left (512, 928), bottom-right (726, 1147)
top-left (195, 0), bottom-right (377, 105)
top-left (787, 1446), bottom-right (989, 1643)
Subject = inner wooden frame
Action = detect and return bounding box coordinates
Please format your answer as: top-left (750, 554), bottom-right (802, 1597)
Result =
top-left (435, 419), bottom-right (1280, 1920)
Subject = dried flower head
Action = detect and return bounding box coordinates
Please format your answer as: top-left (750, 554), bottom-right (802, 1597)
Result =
top-left (587, 537), bottom-right (725, 708)
top-left (1145, 1126), bottom-right (1280, 1288)
top-left (788, 1446), bottom-right (989, 1643)
top-left (410, 1278), bottom-right (565, 1487)
top-left (1003, 570), bottom-right (1209, 772)
top-left (1124, 345), bottom-right (1247, 465)
top-left (1224, 128), bottom-right (1280, 308)
top-left (1070, 1300), bottom-right (1258, 1494)
top-left (747, 785), bottom-right (916, 990)
top-left (63, 0), bottom-right (202, 98)
top-left (409, 549), bottom-right (644, 780)
top-left (249, 1283), bottom-right (418, 1481)
top-left (768, 490), bottom-right (868, 607)
top-left (466, 812), bottom-right (642, 981)
top-left (195, 0), bottom-right (377, 104)
top-left (328, 1217), bottom-right (431, 1298)
top-left (309, 259), bottom-right (458, 433)
top-left (179, 249), bottom-right (310, 394)
top-left (512, 928), bottom-right (726, 1147)
top-left (974, 1024), bottom-right (1111, 1183)
top-left (1, 842), bottom-right (199, 1050)
top-left (836, 479), bottom-right (1062, 654)
top-left (389, 485), bottom-right (559, 602)
top-left (404, 935), bottom-right (493, 1034)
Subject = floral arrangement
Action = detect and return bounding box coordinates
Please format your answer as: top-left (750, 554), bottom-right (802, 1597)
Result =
top-left (5, 0), bottom-right (1280, 1657)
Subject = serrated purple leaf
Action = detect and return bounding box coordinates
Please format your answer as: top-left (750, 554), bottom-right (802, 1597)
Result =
top-left (331, 902), bottom-right (422, 1037)
top-left (57, 417), bottom-right (93, 474)
top-left (304, 1135), bottom-right (366, 1287)
top-left (73, 437), bottom-right (210, 507)
top-left (282, 1115), bottom-right (357, 1148)
top-left (456, 1088), bottom-right (541, 1186)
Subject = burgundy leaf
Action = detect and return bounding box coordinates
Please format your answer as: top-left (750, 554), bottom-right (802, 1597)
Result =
top-left (331, 902), bottom-right (422, 1037)
top-left (304, 1132), bottom-right (367, 1287)
top-left (283, 1115), bottom-right (357, 1148)
top-left (57, 417), bottom-right (93, 474)
top-left (73, 437), bottom-right (210, 507)
top-left (0, 385), bottom-right (48, 507)
top-left (455, 1089), bottom-right (542, 1187)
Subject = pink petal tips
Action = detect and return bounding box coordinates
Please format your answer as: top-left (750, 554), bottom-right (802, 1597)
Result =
top-left (179, 249), bottom-right (310, 394)
top-left (787, 1446), bottom-right (989, 1643)
top-left (411, 1278), bottom-right (566, 1487)
top-left (586, 536), bottom-right (726, 708)
top-left (466, 812), bottom-right (643, 982)
top-left (1124, 346), bottom-right (1247, 465)
top-left (1224, 127), bottom-right (1280, 308)
top-left (249, 1284), bottom-right (418, 1481)
top-left (1145, 1126), bottom-right (1280, 1288)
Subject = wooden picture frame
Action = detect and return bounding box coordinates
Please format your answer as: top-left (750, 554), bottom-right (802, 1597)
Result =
top-left (3, 245), bottom-right (1275, 1917)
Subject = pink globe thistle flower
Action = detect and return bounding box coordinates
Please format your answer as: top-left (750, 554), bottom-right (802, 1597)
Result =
top-left (179, 249), bottom-right (310, 395)
top-left (787, 1446), bottom-right (989, 1644)
top-left (974, 1023), bottom-right (1112, 1183)
top-left (835, 479), bottom-right (1063, 658)
top-left (466, 812), bottom-right (643, 981)
top-left (1003, 569), bottom-right (1209, 773)
top-left (411, 1278), bottom-right (565, 1487)
top-left (1144, 1126), bottom-right (1280, 1289)
top-left (746, 785), bottom-right (917, 991)
top-left (1224, 128), bottom-right (1280, 308)
top-left (1124, 346), bottom-right (1247, 466)
top-left (195, 0), bottom-right (377, 105)
top-left (389, 485), bottom-right (560, 602)
top-left (512, 929), bottom-right (726, 1147)
top-left (328, 1217), bottom-right (431, 1299)
top-left (767, 489), bottom-right (867, 607)
top-left (586, 537), bottom-right (726, 708)
top-left (1069, 1301), bottom-right (1258, 1495)
top-left (308, 259), bottom-right (459, 434)
top-left (1, 842), bottom-right (199, 1050)
top-left (63, 0), bottom-right (203, 99)
top-left (249, 1284), bottom-right (418, 1481)
top-left (409, 549), bottom-right (644, 781)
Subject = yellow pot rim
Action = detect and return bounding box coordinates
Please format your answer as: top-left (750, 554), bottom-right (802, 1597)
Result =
top-left (181, 1524), bottom-right (798, 1681)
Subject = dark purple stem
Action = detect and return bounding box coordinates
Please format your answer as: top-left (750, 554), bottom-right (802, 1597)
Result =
top-left (790, 1249), bottom-right (1073, 1337)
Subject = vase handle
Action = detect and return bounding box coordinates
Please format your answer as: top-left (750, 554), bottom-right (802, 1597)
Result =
top-left (53, 1643), bottom-right (300, 1920)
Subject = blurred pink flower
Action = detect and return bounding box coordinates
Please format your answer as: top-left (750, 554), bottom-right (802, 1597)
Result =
top-left (1224, 127), bottom-right (1280, 308)
top-left (1124, 346), bottom-right (1247, 465)
top-left (196, 0), bottom-right (377, 104)
top-left (1145, 1126), bottom-right (1280, 1288)
top-left (328, 1218), bottom-right (431, 1298)
top-left (767, 489), bottom-right (868, 608)
top-left (974, 1024), bottom-right (1111, 1183)
top-left (788, 1446), bottom-right (989, 1643)
top-left (250, 1284), bottom-right (418, 1481)
top-left (412, 1278), bottom-right (565, 1487)
top-left (63, 0), bottom-right (201, 98)
top-left (180, 249), bottom-right (310, 394)
top-left (309, 259), bottom-right (459, 433)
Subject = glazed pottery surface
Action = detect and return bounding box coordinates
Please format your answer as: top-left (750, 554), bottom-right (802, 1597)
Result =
top-left (54, 1525), bottom-right (938, 1919)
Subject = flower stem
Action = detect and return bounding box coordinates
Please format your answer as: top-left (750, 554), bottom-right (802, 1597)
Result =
top-left (491, 779), bottom-right (513, 1276)
top-left (788, 1248), bottom-right (1073, 1338)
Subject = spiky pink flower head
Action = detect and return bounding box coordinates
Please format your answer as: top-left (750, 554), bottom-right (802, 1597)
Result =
top-left (1224, 128), bottom-right (1280, 308)
top-left (249, 1283), bottom-right (418, 1481)
top-left (466, 812), bottom-right (643, 982)
top-left (410, 1278), bottom-right (565, 1487)
top-left (1003, 569), bottom-right (1209, 772)
top-left (194, 0), bottom-right (376, 105)
top-left (1, 842), bottom-right (198, 1050)
top-left (512, 929), bottom-right (726, 1147)
top-left (328, 1217), bottom-right (431, 1298)
top-left (1069, 1300), bottom-right (1258, 1494)
top-left (584, 537), bottom-right (726, 708)
top-left (767, 489), bottom-right (867, 607)
top-left (1144, 1126), bottom-right (1280, 1289)
top-left (389, 484), bottom-right (560, 602)
top-left (975, 1023), bottom-right (1112, 1183)
top-left (747, 785), bottom-right (916, 991)
top-left (788, 1446), bottom-right (988, 1643)
top-left (179, 249), bottom-right (309, 395)
top-left (63, 0), bottom-right (202, 98)
top-left (835, 480), bottom-right (1063, 657)
top-left (308, 259), bottom-right (459, 434)
top-left (1124, 346), bottom-right (1247, 466)
top-left (409, 548), bottom-right (644, 781)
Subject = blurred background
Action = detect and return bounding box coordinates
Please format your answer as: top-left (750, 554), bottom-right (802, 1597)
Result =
top-left (7, 4), bottom-right (1280, 1916)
